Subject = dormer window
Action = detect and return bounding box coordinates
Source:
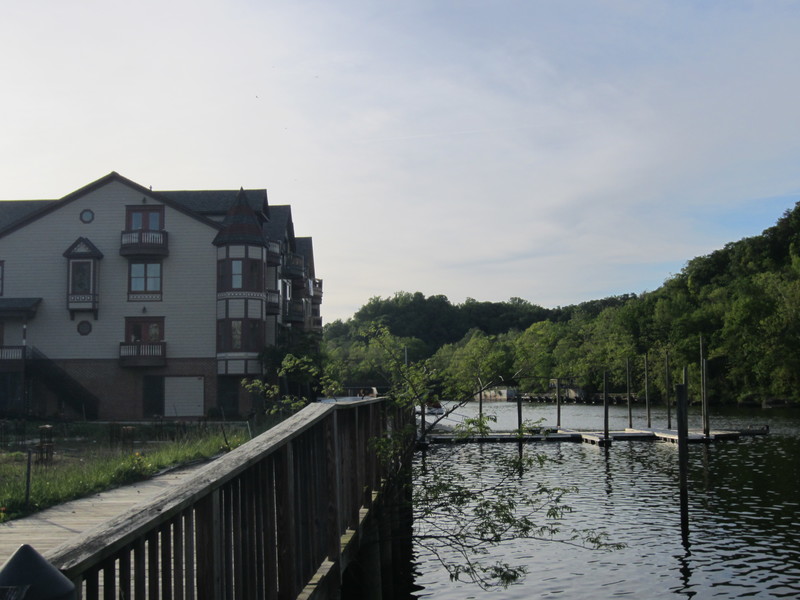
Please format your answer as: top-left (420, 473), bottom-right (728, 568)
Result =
top-left (63, 238), bottom-right (103, 319)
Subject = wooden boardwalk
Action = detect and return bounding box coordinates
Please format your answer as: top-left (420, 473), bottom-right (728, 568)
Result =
top-left (0, 463), bottom-right (207, 566)
top-left (424, 427), bottom-right (768, 447)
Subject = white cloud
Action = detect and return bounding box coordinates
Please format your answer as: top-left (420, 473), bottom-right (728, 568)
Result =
top-left (2, 1), bottom-right (800, 321)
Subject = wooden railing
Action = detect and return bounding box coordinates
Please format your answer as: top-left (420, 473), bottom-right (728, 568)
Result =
top-left (44, 398), bottom-right (412, 599)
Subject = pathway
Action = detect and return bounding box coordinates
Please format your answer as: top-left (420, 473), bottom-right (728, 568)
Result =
top-left (0, 463), bottom-right (208, 566)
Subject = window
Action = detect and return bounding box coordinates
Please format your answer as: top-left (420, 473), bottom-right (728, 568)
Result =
top-left (217, 319), bottom-right (262, 352)
top-left (70, 260), bottom-right (93, 295)
top-left (218, 258), bottom-right (262, 292)
top-left (127, 206), bottom-right (164, 231)
top-left (130, 262), bottom-right (161, 293)
top-left (63, 238), bottom-right (103, 318)
top-left (126, 317), bottom-right (164, 343)
top-left (231, 260), bottom-right (243, 289)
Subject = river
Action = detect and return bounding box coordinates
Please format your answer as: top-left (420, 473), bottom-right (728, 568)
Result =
top-left (411, 402), bottom-right (800, 599)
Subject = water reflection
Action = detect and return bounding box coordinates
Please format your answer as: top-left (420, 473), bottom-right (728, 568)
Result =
top-left (412, 404), bottom-right (800, 599)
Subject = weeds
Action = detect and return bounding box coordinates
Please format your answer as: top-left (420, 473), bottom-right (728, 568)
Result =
top-left (0, 432), bottom-right (245, 522)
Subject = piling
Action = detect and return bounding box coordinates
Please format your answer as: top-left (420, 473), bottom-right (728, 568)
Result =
top-left (676, 367), bottom-right (690, 544)
top-left (603, 371), bottom-right (609, 442)
top-left (645, 353), bottom-right (651, 429)
top-left (556, 378), bottom-right (561, 428)
top-left (665, 351), bottom-right (672, 430)
top-left (626, 358), bottom-right (632, 428)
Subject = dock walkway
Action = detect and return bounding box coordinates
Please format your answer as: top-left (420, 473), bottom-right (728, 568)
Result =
top-left (0, 463), bottom-right (207, 566)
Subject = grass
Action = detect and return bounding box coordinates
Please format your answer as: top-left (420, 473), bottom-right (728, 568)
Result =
top-left (0, 425), bottom-right (251, 523)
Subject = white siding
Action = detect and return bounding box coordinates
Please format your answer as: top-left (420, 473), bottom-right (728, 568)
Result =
top-left (0, 179), bottom-right (218, 359)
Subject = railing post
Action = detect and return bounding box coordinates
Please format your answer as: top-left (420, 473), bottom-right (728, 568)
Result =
top-left (196, 489), bottom-right (223, 600)
top-left (275, 442), bottom-right (297, 600)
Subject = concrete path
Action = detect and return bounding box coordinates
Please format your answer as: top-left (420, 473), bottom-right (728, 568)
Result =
top-left (0, 463), bottom-right (207, 566)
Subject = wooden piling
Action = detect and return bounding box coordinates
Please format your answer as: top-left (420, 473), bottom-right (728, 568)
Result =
top-left (626, 358), bottom-right (632, 428)
top-left (676, 367), bottom-right (690, 544)
top-left (645, 353), bottom-right (651, 429)
top-left (665, 351), bottom-right (672, 430)
top-left (603, 371), bottom-right (609, 443)
top-left (556, 378), bottom-right (561, 428)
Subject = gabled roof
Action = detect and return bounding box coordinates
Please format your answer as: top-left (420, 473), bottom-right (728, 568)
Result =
top-left (295, 237), bottom-right (315, 278)
top-left (63, 237), bottom-right (104, 259)
top-left (212, 189), bottom-right (266, 247)
top-left (0, 173), bottom-right (309, 256)
top-left (0, 200), bottom-right (57, 232)
top-left (265, 205), bottom-right (296, 251)
top-left (0, 172), bottom-right (222, 239)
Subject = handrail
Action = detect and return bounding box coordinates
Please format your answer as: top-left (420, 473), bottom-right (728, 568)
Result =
top-left (43, 397), bottom-right (408, 599)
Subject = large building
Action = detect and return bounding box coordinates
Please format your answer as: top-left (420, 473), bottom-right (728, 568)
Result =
top-left (0, 172), bottom-right (322, 420)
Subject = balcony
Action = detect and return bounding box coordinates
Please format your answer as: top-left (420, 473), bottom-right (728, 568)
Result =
top-left (285, 300), bottom-right (305, 323)
top-left (266, 240), bottom-right (281, 266)
top-left (282, 253), bottom-right (305, 279)
top-left (119, 230), bottom-right (169, 257)
top-left (265, 289), bottom-right (281, 315)
top-left (0, 346), bottom-right (26, 372)
top-left (306, 315), bottom-right (323, 331)
top-left (312, 279), bottom-right (323, 303)
top-left (119, 342), bottom-right (167, 367)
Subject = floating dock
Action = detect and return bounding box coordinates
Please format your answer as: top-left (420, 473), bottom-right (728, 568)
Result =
top-left (422, 426), bottom-right (769, 447)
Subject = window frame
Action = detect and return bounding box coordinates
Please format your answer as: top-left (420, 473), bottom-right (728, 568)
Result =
top-left (125, 317), bottom-right (165, 344)
top-left (218, 257), bottom-right (263, 292)
top-left (129, 261), bottom-right (162, 298)
top-left (126, 205), bottom-right (165, 231)
top-left (217, 318), bottom-right (263, 352)
top-left (69, 259), bottom-right (95, 296)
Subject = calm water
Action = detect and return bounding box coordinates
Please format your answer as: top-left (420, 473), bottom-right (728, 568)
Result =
top-left (412, 402), bottom-right (800, 599)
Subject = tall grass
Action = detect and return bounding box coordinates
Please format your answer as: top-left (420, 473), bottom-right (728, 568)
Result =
top-left (0, 431), bottom-right (246, 523)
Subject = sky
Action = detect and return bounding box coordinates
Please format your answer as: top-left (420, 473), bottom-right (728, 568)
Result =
top-left (2, 1), bottom-right (800, 323)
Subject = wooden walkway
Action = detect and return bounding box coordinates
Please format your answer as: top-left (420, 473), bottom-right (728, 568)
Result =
top-left (0, 463), bottom-right (207, 566)
top-left (424, 427), bottom-right (768, 447)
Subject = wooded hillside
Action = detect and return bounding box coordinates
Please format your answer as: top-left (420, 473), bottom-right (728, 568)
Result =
top-left (324, 203), bottom-right (800, 404)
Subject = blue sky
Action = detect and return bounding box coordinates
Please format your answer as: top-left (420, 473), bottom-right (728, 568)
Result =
top-left (2, 1), bottom-right (799, 321)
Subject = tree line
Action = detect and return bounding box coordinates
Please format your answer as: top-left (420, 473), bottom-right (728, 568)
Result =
top-left (322, 201), bottom-right (800, 406)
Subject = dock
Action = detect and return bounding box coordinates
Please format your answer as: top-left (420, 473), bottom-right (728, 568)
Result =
top-left (423, 426), bottom-right (769, 447)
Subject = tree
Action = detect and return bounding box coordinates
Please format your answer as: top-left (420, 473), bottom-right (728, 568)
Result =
top-left (359, 324), bottom-right (623, 590)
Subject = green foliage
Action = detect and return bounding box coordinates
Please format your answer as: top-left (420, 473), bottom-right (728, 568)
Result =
top-left (0, 432), bottom-right (244, 522)
top-left (414, 446), bottom-right (623, 590)
top-left (345, 325), bottom-right (624, 590)
top-left (453, 413), bottom-right (497, 439)
top-left (325, 202), bottom-right (800, 408)
top-left (243, 352), bottom-right (331, 415)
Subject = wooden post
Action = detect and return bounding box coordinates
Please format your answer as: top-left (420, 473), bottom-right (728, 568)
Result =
top-left (665, 350), bottom-right (672, 430)
top-left (676, 367), bottom-right (690, 544)
top-left (626, 358), bottom-right (632, 429)
top-left (516, 392), bottom-right (523, 435)
top-left (556, 377), bottom-right (561, 429)
top-left (700, 336), bottom-right (706, 437)
top-left (645, 352), bottom-right (651, 429)
top-left (603, 370), bottom-right (609, 443)
top-left (701, 358), bottom-right (711, 439)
